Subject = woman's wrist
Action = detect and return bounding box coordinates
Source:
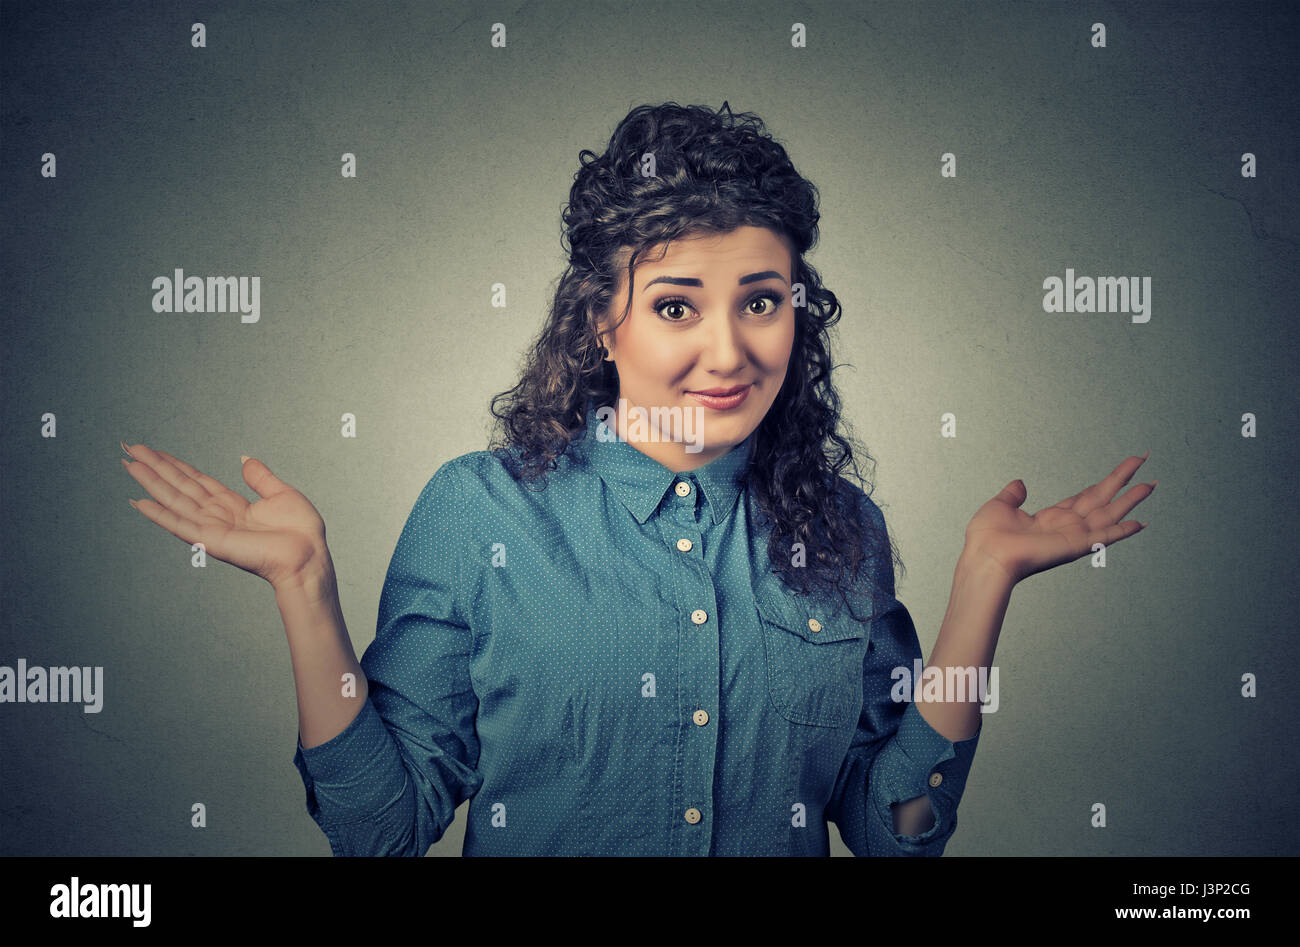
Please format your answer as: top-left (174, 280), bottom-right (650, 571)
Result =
top-left (955, 544), bottom-right (1019, 593)
top-left (272, 548), bottom-right (338, 605)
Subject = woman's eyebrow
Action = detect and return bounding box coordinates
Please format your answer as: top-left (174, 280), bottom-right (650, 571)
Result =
top-left (641, 270), bottom-right (788, 293)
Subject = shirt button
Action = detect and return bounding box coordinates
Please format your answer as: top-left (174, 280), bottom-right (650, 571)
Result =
top-left (675, 481), bottom-right (691, 497)
top-left (929, 772), bottom-right (943, 788)
top-left (691, 609), bottom-right (708, 625)
top-left (807, 618), bottom-right (822, 633)
top-left (684, 807), bottom-right (701, 824)
top-left (692, 709), bottom-right (709, 726)
top-left (676, 538), bottom-right (693, 552)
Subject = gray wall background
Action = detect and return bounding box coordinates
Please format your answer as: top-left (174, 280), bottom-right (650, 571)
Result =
top-left (1, 0), bottom-right (1296, 856)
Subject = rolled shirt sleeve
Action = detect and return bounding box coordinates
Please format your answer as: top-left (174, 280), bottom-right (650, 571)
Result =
top-left (827, 490), bottom-right (983, 856)
top-left (292, 459), bottom-right (483, 856)
top-left (292, 698), bottom-right (414, 857)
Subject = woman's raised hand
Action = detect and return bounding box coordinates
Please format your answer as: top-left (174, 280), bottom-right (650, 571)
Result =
top-left (961, 452), bottom-right (1155, 586)
top-left (121, 443), bottom-right (331, 590)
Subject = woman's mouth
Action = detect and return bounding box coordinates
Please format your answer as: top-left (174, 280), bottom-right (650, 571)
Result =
top-left (685, 384), bottom-right (751, 410)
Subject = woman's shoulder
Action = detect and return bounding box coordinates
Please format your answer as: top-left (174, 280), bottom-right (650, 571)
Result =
top-left (419, 449), bottom-right (507, 497)
top-left (830, 473), bottom-right (889, 532)
top-left (418, 443), bottom-right (586, 506)
top-left (829, 473), bottom-right (899, 597)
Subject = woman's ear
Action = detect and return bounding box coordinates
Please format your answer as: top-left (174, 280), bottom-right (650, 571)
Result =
top-left (595, 323), bottom-right (615, 360)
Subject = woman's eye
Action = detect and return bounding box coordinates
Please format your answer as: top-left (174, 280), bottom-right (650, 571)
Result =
top-left (746, 293), bottom-right (784, 316)
top-left (653, 292), bottom-right (785, 322)
top-left (654, 297), bottom-right (692, 321)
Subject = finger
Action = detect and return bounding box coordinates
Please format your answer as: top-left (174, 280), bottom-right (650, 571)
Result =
top-left (127, 495), bottom-right (209, 547)
top-left (123, 442), bottom-right (211, 507)
top-left (1071, 453), bottom-right (1150, 519)
top-left (993, 479), bottom-right (1028, 508)
top-left (1087, 481), bottom-right (1156, 529)
top-left (1048, 488), bottom-right (1085, 511)
top-left (1089, 518), bottom-right (1147, 548)
top-left (121, 444), bottom-right (206, 518)
top-left (240, 455), bottom-right (292, 500)
top-left (153, 449), bottom-right (248, 517)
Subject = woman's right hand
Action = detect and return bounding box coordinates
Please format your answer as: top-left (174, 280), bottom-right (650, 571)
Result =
top-left (121, 442), bottom-right (331, 591)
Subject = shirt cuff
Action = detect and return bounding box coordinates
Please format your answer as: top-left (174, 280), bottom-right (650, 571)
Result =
top-left (870, 700), bottom-right (982, 850)
top-left (292, 697), bottom-right (409, 828)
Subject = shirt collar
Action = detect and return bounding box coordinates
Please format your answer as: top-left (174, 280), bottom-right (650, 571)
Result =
top-left (574, 397), bottom-right (754, 526)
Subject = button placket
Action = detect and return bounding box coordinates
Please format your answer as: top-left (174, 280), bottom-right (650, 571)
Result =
top-left (662, 474), bottom-right (716, 852)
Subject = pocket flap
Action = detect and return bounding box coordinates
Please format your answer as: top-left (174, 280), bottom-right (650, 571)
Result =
top-left (755, 587), bottom-right (865, 644)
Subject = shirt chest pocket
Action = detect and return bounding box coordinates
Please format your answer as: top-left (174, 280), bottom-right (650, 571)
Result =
top-left (755, 588), bottom-right (869, 729)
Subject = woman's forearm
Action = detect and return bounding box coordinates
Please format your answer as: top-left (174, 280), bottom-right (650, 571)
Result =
top-left (273, 550), bottom-right (370, 750)
top-left (888, 552), bottom-right (1012, 838)
top-left (916, 550), bottom-right (1015, 743)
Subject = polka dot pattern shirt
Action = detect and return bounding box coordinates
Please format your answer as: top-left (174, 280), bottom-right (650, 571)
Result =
top-left (292, 399), bottom-right (981, 856)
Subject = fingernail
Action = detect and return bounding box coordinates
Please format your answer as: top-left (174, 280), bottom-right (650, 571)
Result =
top-left (1142, 450), bottom-right (1150, 460)
top-left (128, 499), bottom-right (138, 510)
top-left (120, 457), bottom-right (130, 469)
top-left (1150, 480), bottom-right (1158, 488)
top-left (121, 441), bottom-right (135, 459)
top-left (241, 455), bottom-right (250, 465)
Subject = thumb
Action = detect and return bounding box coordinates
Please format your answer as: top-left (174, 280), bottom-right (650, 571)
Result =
top-left (993, 478), bottom-right (1027, 508)
top-left (240, 454), bottom-right (289, 499)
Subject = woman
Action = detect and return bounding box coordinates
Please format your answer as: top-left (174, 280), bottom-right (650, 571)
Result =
top-left (121, 102), bottom-right (1154, 856)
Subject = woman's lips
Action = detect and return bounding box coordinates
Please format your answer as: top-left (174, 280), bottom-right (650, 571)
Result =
top-left (685, 384), bottom-right (751, 410)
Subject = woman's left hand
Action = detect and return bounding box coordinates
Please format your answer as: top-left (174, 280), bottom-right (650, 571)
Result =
top-left (962, 453), bottom-right (1155, 586)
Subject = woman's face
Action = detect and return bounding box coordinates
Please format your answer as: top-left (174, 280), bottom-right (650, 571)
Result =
top-left (598, 225), bottom-right (797, 472)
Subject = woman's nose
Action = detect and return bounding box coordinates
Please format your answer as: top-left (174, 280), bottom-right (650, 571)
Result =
top-left (699, 317), bottom-right (747, 371)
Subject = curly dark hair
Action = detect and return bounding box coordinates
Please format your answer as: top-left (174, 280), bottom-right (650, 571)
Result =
top-left (488, 101), bottom-right (903, 623)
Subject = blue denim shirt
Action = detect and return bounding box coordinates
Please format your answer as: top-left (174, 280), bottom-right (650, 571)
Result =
top-left (292, 400), bottom-right (981, 856)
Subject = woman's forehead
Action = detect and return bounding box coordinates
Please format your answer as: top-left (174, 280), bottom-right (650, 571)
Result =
top-left (617, 227), bottom-right (792, 277)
